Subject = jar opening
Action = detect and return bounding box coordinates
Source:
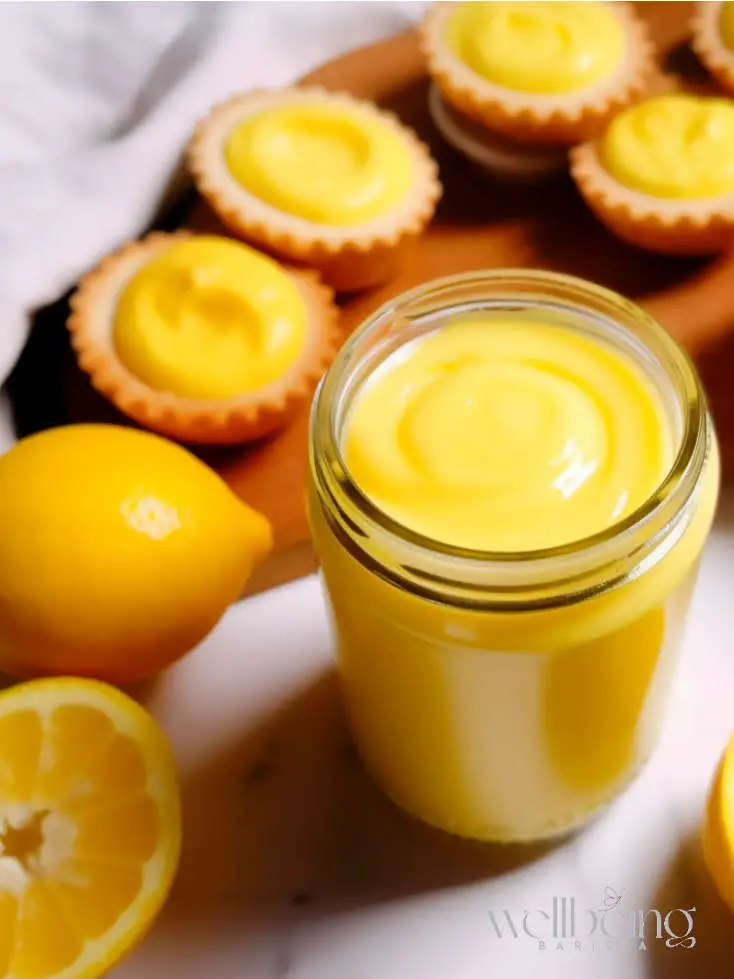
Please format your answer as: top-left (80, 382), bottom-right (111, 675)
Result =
top-left (310, 270), bottom-right (710, 605)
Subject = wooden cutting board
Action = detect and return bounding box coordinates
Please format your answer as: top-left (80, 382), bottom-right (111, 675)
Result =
top-left (12, 0), bottom-right (734, 597)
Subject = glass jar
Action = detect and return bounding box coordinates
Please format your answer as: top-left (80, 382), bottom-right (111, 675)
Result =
top-left (308, 270), bottom-right (719, 843)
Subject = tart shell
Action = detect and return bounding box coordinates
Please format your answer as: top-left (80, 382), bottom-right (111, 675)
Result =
top-left (187, 87), bottom-right (442, 294)
top-left (421, 1), bottom-right (656, 146)
top-left (67, 232), bottom-right (341, 445)
top-left (691, 2), bottom-right (734, 97)
top-left (570, 140), bottom-right (734, 255)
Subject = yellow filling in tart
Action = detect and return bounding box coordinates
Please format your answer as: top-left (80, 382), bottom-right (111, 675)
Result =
top-left (114, 236), bottom-right (307, 399)
top-left (445, 1), bottom-right (625, 95)
top-left (601, 94), bottom-right (734, 199)
top-left (224, 102), bottom-right (414, 225)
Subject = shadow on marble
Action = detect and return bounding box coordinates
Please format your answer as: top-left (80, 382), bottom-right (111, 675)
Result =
top-left (159, 668), bottom-right (564, 928)
top-left (647, 830), bottom-right (734, 979)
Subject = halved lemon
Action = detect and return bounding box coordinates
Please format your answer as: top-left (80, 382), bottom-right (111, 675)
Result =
top-left (0, 678), bottom-right (181, 978)
top-left (703, 733), bottom-right (734, 913)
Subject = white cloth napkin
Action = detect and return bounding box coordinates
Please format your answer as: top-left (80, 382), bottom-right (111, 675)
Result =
top-left (0, 0), bottom-right (429, 448)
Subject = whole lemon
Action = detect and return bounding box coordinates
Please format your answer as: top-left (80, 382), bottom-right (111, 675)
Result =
top-left (0, 424), bottom-right (272, 681)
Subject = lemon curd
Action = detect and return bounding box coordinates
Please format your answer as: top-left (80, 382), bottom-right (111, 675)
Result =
top-left (602, 94), bottom-right (734, 199)
top-left (113, 236), bottom-right (307, 400)
top-left (309, 272), bottom-right (719, 842)
top-left (224, 102), bottom-right (414, 226)
top-left (445, 1), bottom-right (625, 95)
top-left (344, 316), bottom-right (672, 551)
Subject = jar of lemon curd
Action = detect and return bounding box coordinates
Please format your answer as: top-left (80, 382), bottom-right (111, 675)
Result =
top-left (308, 271), bottom-right (719, 843)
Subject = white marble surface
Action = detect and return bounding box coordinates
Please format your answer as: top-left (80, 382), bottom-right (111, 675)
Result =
top-left (103, 486), bottom-right (734, 978)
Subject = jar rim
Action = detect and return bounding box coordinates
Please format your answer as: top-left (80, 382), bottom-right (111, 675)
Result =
top-left (310, 269), bottom-right (710, 603)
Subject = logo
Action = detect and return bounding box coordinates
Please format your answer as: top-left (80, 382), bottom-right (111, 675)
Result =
top-left (488, 888), bottom-right (695, 952)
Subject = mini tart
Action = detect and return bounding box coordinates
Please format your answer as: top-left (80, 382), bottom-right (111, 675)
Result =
top-left (570, 92), bottom-right (734, 255)
top-left (421, 2), bottom-right (655, 145)
top-left (428, 83), bottom-right (567, 183)
top-left (187, 87), bottom-right (441, 293)
top-left (692, 2), bottom-right (734, 97)
top-left (67, 232), bottom-right (340, 445)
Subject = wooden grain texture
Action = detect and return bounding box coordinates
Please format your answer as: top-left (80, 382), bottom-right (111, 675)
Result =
top-left (61, 1), bottom-right (734, 596)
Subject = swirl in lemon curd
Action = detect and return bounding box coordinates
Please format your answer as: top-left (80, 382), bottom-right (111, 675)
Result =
top-left (113, 236), bottom-right (307, 400)
top-left (445, 1), bottom-right (626, 95)
top-left (344, 314), bottom-right (673, 552)
top-left (224, 102), bottom-right (414, 226)
top-left (601, 94), bottom-right (734, 199)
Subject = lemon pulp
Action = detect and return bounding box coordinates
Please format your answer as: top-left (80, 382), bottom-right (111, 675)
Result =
top-left (446, 1), bottom-right (625, 95)
top-left (602, 94), bottom-right (734, 199)
top-left (343, 314), bottom-right (673, 551)
top-left (114, 236), bottom-right (307, 400)
top-left (224, 102), bottom-right (413, 225)
top-left (0, 679), bottom-right (180, 979)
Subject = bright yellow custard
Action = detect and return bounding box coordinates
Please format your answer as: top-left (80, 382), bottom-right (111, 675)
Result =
top-left (720, 2), bottom-right (734, 52)
top-left (602, 94), bottom-right (734, 199)
top-left (224, 103), bottom-right (414, 225)
top-left (446, 1), bottom-right (625, 95)
top-left (309, 279), bottom-right (719, 842)
top-left (344, 316), bottom-right (672, 551)
top-left (114, 236), bottom-right (306, 399)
